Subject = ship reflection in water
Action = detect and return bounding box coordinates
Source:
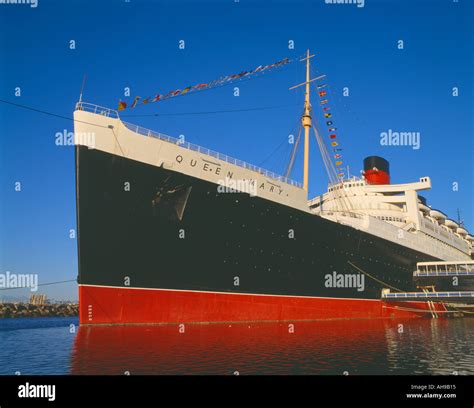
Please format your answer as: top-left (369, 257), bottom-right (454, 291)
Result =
top-left (70, 318), bottom-right (474, 375)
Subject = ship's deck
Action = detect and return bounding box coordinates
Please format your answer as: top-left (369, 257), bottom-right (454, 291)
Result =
top-left (75, 101), bottom-right (303, 189)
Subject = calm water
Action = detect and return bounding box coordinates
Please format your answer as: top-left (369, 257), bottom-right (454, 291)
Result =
top-left (0, 317), bottom-right (473, 375)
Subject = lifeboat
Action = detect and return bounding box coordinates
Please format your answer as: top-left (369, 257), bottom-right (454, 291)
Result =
top-left (419, 203), bottom-right (430, 213)
top-left (426, 216), bottom-right (439, 225)
top-left (466, 235), bottom-right (474, 242)
top-left (444, 219), bottom-right (459, 230)
top-left (429, 209), bottom-right (447, 220)
top-left (457, 227), bottom-right (468, 236)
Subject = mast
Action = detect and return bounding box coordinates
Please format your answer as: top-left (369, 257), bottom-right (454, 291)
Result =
top-left (79, 74), bottom-right (87, 104)
top-left (302, 50), bottom-right (312, 191)
top-left (457, 208), bottom-right (463, 226)
top-left (290, 49), bottom-right (316, 193)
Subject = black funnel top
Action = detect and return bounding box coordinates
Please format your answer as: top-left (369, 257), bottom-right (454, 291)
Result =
top-left (363, 156), bottom-right (390, 174)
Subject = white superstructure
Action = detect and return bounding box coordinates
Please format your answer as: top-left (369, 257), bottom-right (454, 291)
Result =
top-left (308, 176), bottom-right (472, 261)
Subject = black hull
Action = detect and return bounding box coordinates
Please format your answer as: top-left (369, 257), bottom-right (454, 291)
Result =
top-left (75, 145), bottom-right (439, 302)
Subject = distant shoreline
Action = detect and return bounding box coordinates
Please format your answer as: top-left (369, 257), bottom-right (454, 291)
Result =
top-left (0, 303), bottom-right (78, 318)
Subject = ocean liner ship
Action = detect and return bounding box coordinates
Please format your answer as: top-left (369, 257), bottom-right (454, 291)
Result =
top-left (73, 51), bottom-right (473, 325)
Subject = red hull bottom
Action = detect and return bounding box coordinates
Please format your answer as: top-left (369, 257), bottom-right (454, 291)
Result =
top-left (79, 285), bottom-right (447, 325)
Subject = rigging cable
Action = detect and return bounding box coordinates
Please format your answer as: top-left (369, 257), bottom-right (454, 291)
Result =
top-left (121, 104), bottom-right (299, 118)
top-left (285, 125), bottom-right (302, 179)
top-left (0, 99), bottom-right (110, 129)
top-left (258, 115), bottom-right (301, 172)
top-left (0, 279), bottom-right (77, 291)
top-left (347, 261), bottom-right (403, 293)
top-left (117, 53), bottom-right (306, 110)
top-left (0, 99), bottom-right (299, 124)
top-left (312, 108), bottom-right (353, 214)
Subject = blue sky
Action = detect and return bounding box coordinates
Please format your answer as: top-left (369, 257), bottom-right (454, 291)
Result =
top-left (0, 0), bottom-right (472, 301)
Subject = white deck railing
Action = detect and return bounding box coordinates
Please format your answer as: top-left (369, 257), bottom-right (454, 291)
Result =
top-left (75, 101), bottom-right (120, 118)
top-left (382, 291), bottom-right (474, 299)
top-left (75, 101), bottom-right (303, 188)
top-left (415, 261), bottom-right (474, 275)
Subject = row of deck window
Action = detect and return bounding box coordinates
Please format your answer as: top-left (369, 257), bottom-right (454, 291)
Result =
top-left (328, 182), bottom-right (364, 192)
